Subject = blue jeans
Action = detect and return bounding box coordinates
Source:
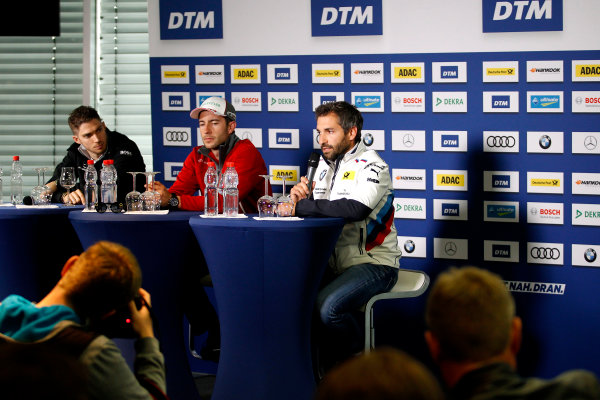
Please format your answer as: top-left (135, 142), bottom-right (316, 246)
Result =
top-left (316, 263), bottom-right (398, 354)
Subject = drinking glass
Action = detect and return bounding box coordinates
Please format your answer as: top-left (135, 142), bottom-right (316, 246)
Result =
top-left (59, 167), bottom-right (76, 206)
top-left (0, 168), bottom-right (3, 203)
top-left (276, 176), bottom-right (293, 217)
top-left (141, 172), bottom-right (161, 211)
top-left (257, 174), bottom-right (276, 218)
top-left (125, 172), bottom-right (143, 212)
top-left (31, 167), bottom-right (51, 205)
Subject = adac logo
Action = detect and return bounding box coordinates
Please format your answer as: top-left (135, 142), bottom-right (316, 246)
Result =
top-left (272, 170), bottom-right (298, 181)
top-left (482, 0), bottom-right (563, 33)
top-left (159, 0), bottom-right (223, 40)
top-left (492, 95), bottom-right (511, 108)
top-left (437, 174), bottom-right (464, 186)
top-left (233, 68), bottom-right (258, 80)
top-left (575, 64), bottom-right (600, 78)
top-left (530, 95), bottom-right (560, 108)
top-left (311, 0), bottom-right (383, 37)
top-left (395, 67), bottom-right (422, 79)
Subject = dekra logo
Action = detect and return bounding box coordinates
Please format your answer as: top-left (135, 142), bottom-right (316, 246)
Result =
top-left (492, 95), bottom-right (510, 108)
top-left (441, 66), bottom-right (458, 78)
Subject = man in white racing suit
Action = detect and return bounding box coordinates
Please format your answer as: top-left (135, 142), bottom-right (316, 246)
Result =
top-left (289, 101), bottom-right (402, 369)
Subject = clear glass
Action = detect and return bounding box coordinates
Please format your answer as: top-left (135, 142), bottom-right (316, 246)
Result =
top-left (276, 176), bottom-right (293, 217)
top-left (257, 174), bottom-right (276, 218)
top-left (31, 167), bottom-right (51, 205)
top-left (141, 172), bottom-right (161, 211)
top-left (125, 172), bottom-right (143, 212)
top-left (59, 167), bottom-right (76, 206)
top-left (0, 168), bottom-right (3, 203)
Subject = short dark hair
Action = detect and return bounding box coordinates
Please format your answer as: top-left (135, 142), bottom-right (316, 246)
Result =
top-left (315, 101), bottom-right (363, 143)
top-left (68, 106), bottom-right (102, 134)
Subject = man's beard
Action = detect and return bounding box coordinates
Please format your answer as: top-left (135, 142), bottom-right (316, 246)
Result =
top-left (321, 138), bottom-right (352, 161)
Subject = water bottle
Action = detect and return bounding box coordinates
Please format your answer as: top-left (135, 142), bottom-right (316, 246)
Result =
top-left (204, 161), bottom-right (218, 216)
top-left (106, 160), bottom-right (118, 202)
top-left (10, 156), bottom-right (23, 205)
top-left (84, 160), bottom-right (98, 211)
top-left (100, 160), bottom-right (115, 204)
top-left (0, 168), bottom-right (3, 203)
top-left (223, 162), bottom-right (239, 217)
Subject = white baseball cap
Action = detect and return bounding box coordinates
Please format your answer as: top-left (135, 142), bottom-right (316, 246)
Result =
top-left (190, 96), bottom-right (236, 121)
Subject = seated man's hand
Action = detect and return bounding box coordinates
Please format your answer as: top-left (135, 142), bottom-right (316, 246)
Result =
top-left (129, 288), bottom-right (154, 339)
top-left (64, 189), bottom-right (85, 205)
top-left (151, 181), bottom-right (172, 207)
top-left (289, 176), bottom-right (315, 204)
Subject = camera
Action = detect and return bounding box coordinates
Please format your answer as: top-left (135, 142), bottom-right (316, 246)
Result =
top-left (92, 296), bottom-right (146, 338)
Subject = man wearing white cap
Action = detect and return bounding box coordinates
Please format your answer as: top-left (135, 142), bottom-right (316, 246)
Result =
top-left (153, 96), bottom-right (269, 211)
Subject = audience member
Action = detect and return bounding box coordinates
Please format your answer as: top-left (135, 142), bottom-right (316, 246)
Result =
top-left (0, 241), bottom-right (166, 400)
top-left (425, 266), bottom-right (600, 400)
top-left (47, 105), bottom-right (146, 205)
top-left (314, 347), bottom-right (444, 400)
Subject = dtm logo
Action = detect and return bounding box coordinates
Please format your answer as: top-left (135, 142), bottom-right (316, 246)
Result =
top-left (482, 0), bottom-right (563, 33)
top-left (320, 95), bottom-right (338, 104)
top-left (169, 95), bottom-right (184, 107)
top-left (441, 66), bottom-right (458, 79)
top-left (442, 203), bottom-right (460, 217)
top-left (493, 175), bottom-right (511, 188)
top-left (492, 244), bottom-right (511, 258)
top-left (276, 132), bottom-right (292, 144)
top-left (274, 68), bottom-right (290, 80)
top-left (159, 0), bottom-right (223, 40)
top-left (311, 0), bottom-right (382, 37)
top-left (492, 96), bottom-right (511, 108)
top-left (441, 135), bottom-right (459, 148)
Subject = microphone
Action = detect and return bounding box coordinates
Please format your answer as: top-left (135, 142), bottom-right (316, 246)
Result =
top-left (22, 196), bottom-right (34, 205)
top-left (305, 152), bottom-right (320, 197)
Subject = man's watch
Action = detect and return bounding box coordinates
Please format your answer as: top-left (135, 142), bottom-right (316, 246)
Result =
top-left (168, 193), bottom-right (180, 210)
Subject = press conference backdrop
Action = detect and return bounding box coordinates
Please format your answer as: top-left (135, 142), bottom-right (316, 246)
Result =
top-left (148, 1), bottom-right (600, 378)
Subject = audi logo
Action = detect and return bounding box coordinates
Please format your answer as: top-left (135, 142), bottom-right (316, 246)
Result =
top-left (530, 247), bottom-right (560, 260)
top-left (487, 135), bottom-right (516, 148)
top-left (165, 130), bottom-right (189, 142)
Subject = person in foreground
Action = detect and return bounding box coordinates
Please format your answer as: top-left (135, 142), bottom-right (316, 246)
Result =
top-left (314, 346), bottom-right (444, 400)
top-left (152, 96), bottom-right (269, 212)
top-left (289, 101), bottom-right (402, 365)
top-left (425, 266), bottom-right (600, 400)
top-left (47, 105), bottom-right (146, 205)
top-left (0, 241), bottom-right (166, 400)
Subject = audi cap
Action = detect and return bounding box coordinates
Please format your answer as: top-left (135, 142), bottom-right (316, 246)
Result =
top-left (190, 96), bottom-right (236, 121)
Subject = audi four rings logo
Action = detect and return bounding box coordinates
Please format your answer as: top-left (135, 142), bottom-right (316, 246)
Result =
top-left (584, 248), bottom-right (597, 263)
top-left (530, 247), bottom-right (560, 260)
top-left (487, 136), bottom-right (516, 147)
top-left (166, 130), bottom-right (189, 142)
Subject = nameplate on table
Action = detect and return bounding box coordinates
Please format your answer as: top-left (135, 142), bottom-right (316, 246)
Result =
top-left (15, 204), bottom-right (59, 209)
top-left (253, 217), bottom-right (304, 221)
top-left (199, 213), bottom-right (248, 219)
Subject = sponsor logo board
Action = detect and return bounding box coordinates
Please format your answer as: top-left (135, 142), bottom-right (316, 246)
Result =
top-left (268, 92), bottom-right (299, 112)
top-left (482, 61), bottom-right (519, 82)
top-left (159, 0), bottom-right (223, 40)
top-left (572, 244), bottom-right (600, 267)
top-left (230, 64), bottom-right (261, 84)
top-left (433, 238), bottom-right (468, 260)
top-left (162, 92), bottom-right (190, 111)
top-left (195, 65), bottom-right (225, 84)
top-left (195, 92), bottom-right (225, 107)
top-left (572, 203), bottom-right (600, 226)
top-left (311, 0), bottom-right (383, 37)
top-left (572, 91), bottom-right (600, 113)
top-left (433, 199), bottom-right (468, 221)
top-left (392, 169), bottom-right (426, 190)
top-left (267, 64), bottom-right (299, 84)
top-left (484, 171), bottom-right (519, 193)
top-left (526, 60), bottom-right (563, 82)
top-left (164, 162), bottom-right (184, 181)
top-left (268, 129), bottom-right (300, 149)
top-left (572, 132), bottom-right (600, 154)
top-left (312, 63), bottom-right (344, 83)
top-left (391, 63), bottom-right (425, 83)
top-left (432, 92), bottom-right (468, 113)
top-left (572, 173), bottom-right (600, 195)
top-left (235, 128), bottom-right (262, 148)
top-left (526, 131), bottom-right (564, 154)
top-left (361, 130), bottom-right (385, 150)
top-left (527, 171), bottom-right (563, 194)
top-left (483, 91), bottom-right (519, 113)
top-left (163, 127), bottom-right (191, 147)
top-left (527, 91), bottom-right (563, 113)
top-left (484, 240), bottom-right (519, 263)
top-left (572, 60), bottom-right (600, 82)
top-left (351, 63), bottom-right (384, 83)
top-left (527, 242), bottom-right (564, 265)
top-left (482, 0), bottom-right (563, 33)
top-left (231, 92), bottom-right (262, 112)
top-left (433, 170), bottom-right (468, 191)
top-left (352, 92), bottom-right (384, 112)
top-left (312, 92), bottom-right (345, 110)
top-left (269, 165), bottom-right (300, 185)
top-left (483, 131), bottom-right (519, 153)
top-left (433, 131), bottom-right (468, 152)
top-left (393, 198), bottom-right (427, 220)
top-left (397, 236), bottom-right (427, 258)
top-left (391, 92), bottom-right (425, 113)
top-left (431, 62), bottom-right (467, 83)
top-left (161, 65), bottom-right (189, 84)
top-left (484, 201), bottom-right (520, 223)
top-left (527, 202), bottom-right (564, 225)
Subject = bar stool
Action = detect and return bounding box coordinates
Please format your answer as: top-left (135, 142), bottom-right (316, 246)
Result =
top-left (364, 268), bottom-right (430, 352)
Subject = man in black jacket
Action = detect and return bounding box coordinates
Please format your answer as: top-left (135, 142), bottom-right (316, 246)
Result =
top-left (47, 106), bottom-right (145, 204)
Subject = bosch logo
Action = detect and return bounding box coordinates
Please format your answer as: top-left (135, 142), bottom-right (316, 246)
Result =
top-left (575, 96), bottom-right (583, 105)
top-left (530, 247), bottom-right (560, 260)
top-left (403, 240), bottom-right (415, 253)
top-left (444, 242), bottom-right (457, 256)
top-left (165, 130), bottom-right (189, 142)
top-left (363, 133), bottom-right (374, 147)
top-left (584, 248), bottom-right (597, 263)
top-left (487, 136), bottom-right (516, 148)
top-left (530, 207), bottom-right (538, 215)
top-left (539, 135), bottom-right (552, 149)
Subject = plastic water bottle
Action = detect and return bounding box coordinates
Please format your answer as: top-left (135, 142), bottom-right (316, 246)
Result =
top-left (204, 161), bottom-right (218, 216)
top-left (106, 160), bottom-right (118, 202)
top-left (223, 162), bottom-right (239, 217)
top-left (100, 160), bottom-right (116, 204)
top-left (10, 156), bottom-right (23, 205)
top-left (84, 160), bottom-right (98, 211)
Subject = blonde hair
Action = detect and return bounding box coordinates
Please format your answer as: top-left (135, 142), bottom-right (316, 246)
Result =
top-left (59, 241), bottom-right (141, 319)
top-left (425, 266), bottom-right (515, 362)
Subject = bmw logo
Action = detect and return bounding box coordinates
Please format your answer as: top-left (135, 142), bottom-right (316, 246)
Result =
top-left (539, 135), bottom-right (551, 149)
top-left (363, 133), bottom-right (374, 147)
top-left (404, 240), bottom-right (415, 253)
top-left (584, 248), bottom-right (597, 263)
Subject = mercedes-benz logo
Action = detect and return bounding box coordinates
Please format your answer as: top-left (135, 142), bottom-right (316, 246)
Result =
top-left (486, 135), bottom-right (516, 148)
top-left (315, 133), bottom-right (320, 144)
top-left (530, 247), bottom-right (560, 260)
top-left (584, 136), bottom-right (598, 150)
top-left (539, 135), bottom-right (551, 149)
top-left (404, 240), bottom-right (415, 253)
top-left (363, 133), bottom-right (374, 147)
top-left (444, 241), bottom-right (457, 256)
top-left (241, 131), bottom-right (252, 140)
top-left (403, 134), bottom-right (415, 148)
top-left (584, 248), bottom-right (597, 263)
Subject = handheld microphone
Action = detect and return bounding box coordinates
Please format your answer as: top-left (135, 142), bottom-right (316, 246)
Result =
top-left (305, 152), bottom-right (320, 197)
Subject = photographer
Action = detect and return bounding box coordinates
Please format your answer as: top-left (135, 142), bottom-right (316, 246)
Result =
top-left (0, 241), bottom-right (166, 400)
